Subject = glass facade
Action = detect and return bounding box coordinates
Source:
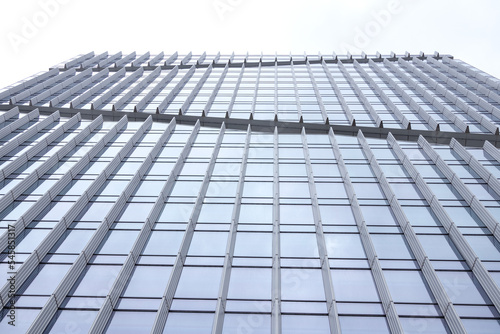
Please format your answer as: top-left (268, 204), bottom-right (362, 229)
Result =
top-left (0, 52), bottom-right (499, 333)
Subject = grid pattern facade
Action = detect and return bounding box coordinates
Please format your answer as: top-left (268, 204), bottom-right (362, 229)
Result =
top-left (0, 52), bottom-right (499, 334)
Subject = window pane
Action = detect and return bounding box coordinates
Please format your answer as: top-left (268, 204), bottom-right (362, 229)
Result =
top-left (331, 270), bottom-right (380, 302)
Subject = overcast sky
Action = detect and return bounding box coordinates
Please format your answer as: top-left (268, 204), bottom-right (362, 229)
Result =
top-left (0, 0), bottom-right (499, 89)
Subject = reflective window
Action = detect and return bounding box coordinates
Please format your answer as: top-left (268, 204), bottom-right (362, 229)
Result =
top-left (175, 267), bottom-right (222, 298)
top-left (105, 311), bottom-right (156, 334)
top-left (281, 315), bottom-right (330, 334)
top-left (163, 312), bottom-right (214, 334)
top-left (331, 270), bottom-right (380, 302)
top-left (122, 266), bottom-right (172, 298)
top-left (339, 316), bottom-right (390, 334)
top-left (228, 268), bottom-right (272, 300)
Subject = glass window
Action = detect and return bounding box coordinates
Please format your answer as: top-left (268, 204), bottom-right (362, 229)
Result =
top-left (239, 204), bottom-right (272, 224)
top-left (228, 268), bottom-right (272, 300)
top-left (96, 230), bottom-right (140, 255)
top-left (436, 271), bottom-right (490, 304)
top-left (281, 315), bottom-right (330, 334)
top-left (331, 270), bottom-right (380, 302)
top-left (243, 182), bottom-right (273, 197)
top-left (188, 232), bottom-right (228, 256)
top-left (158, 203), bottom-right (194, 223)
top-left (400, 317), bottom-right (449, 334)
top-left (46, 310), bottom-right (97, 334)
top-left (371, 234), bottom-right (413, 259)
top-left (198, 204), bottom-right (233, 223)
top-left (234, 232), bottom-right (272, 257)
top-left (402, 206), bottom-right (441, 226)
top-left (71, 265), bottom-right (121, 296)
top-left (445, 207), bottom-right (484, 227)
top-left (105, 311), bottom-right (156, 334)
top-left (325, 234), bottom-right (366, 259)
top-left (319, 206), bottom-right (355, 225)
top-left (142, 231), bottom-right (184, 255)
top-left (315, 183), bottom-right (347, 199)
top-left (175, 267), bottom-right (222, 298)
top-left (383, 270), bottom-right (435, 303)
top-left (76, 202), bottom-right (114, 221)
top-left (280, 205), bottom-right (314, 225)
top-left (417, 235), bottom-right (463, 260)
top-left (0, 309), bottom-right (40, 333)
top-left (281, 233), bottom-right (319, 258)
top-left (122, 266), bottom-right (172, 298)
top-left (163, 312), bottom-right (214, 334)
top-left (35, 201), bottom-right (74, 221)
top-left (280, 182), bottom-right (310, 198)
top-left (360, 206), bottom-right (397, 226)
top-left (15, 229), bottom-right (50, 253)
top-left (281, 269), bottom-right (325, 301)
top-left (116, 203), bottom-right (154, 222)
top-left (461, 319), bottom-right (500, 334)
top-left (22, 264), bottom-right (71, 295)
top-left (133, 181), bottom-right (165, 196)
top-left (222, 313), bottom-right (270, 334)
top-left (51, 229), bottom-right (95, 254)
top-left (339, 316), bottom-right (390, 334)
top-left (464, 235), bottom-right (500, 261)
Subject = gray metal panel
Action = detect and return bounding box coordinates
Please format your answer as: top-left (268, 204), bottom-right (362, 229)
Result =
top-left (10, 70), bottom-right (76, 104)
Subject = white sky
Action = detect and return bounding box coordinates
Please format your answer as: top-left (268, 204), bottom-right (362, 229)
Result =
top-left (0, 0), bottom-right (499, 89)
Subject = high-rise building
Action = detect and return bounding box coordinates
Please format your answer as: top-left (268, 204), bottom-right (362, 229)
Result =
top-left (0, 51), bottom-right (500, 334)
